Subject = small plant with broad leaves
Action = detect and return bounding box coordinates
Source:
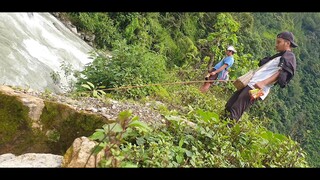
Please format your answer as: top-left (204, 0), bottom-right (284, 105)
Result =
top-left (88, 110), bottom-right (151, 167)
top-left (81, 81), bottom-right (107, 99)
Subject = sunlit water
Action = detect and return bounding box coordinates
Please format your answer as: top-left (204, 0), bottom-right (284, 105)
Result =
top-left (0, 13), bottom-right (94, 93)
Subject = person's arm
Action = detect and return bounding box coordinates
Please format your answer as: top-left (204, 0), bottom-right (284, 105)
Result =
top-left (254, 71), bottom-right (280, 89)
top-left (208, 64), bottom-right (228, 76)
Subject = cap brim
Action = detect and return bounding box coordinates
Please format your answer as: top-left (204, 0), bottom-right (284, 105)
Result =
top-left (291, 41), bottom-right (298, 48)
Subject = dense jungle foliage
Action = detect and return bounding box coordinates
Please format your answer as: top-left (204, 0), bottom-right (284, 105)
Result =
top-left (62, 12), bottom-right (319, 167)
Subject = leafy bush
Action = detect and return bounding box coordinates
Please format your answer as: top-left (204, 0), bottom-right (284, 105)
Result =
top-left (89, 110), bottom-right (309, 167)
top-left (77, 40), bottom-right (169, 99)
top-left (66, 12), bottom-right (121, 49)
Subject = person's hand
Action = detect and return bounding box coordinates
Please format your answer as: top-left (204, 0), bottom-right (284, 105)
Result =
top-left (210, 71), bottom-right (216, 76)
top-left (205, 73), bottom-right (211, 80)
top-left (249, 89), bottom-right (264, 100)
top-left (254, 81), bottom-right (265, 89)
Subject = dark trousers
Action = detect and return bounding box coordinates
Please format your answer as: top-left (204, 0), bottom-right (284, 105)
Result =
top-left (224, 85), bottom-right (259, 121)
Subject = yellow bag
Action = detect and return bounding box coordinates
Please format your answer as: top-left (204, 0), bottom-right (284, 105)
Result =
top-left (233, 70), bottom-right (255, 90)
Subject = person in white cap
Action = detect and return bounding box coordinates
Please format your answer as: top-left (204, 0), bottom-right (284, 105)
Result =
top-left (200, 45), bottom-right (236, 93)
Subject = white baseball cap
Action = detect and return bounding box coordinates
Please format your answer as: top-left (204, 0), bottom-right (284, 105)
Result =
top-left (227, 46), bottom-right (237, 53)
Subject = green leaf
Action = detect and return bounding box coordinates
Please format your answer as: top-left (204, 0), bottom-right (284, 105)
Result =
top-left (87, 81), bottom-right (95, 88)
top-left (274, 133), bottom-right (286, 141)
top-left (81, 84), bottom-right (92, 90)
top-left (104, 158), bottom-right (112, 166)
top-left (165, 115), bottom-right (183, 122)
top-left (103, 123), bottom-right (123, 133)
top-left (131, 116), bottom-right (139, 122)
top-left (111, 123), bottom-right (123, 133)
top-left (89, 131), bottom-right (105, 141)
top-left (186, 150), bottom-right (193, 157)
top-left (205, 132), bottom-right (212, 138)
top-left (129, 121), bottom-right (151, 132)
top-left (102, 124), bottom-right (111, 133)
top-left (136, 137), bottom-right (145, 146)
top-left (179, 137), bottom-right (184, 147)
top-left (93, 90), bottom-right (98, 98)
top-left (196, 109), bottom-right (219, 123)
top-left (122, 162), bottom-right (138, 168)
top-left (176, 154), bottom-right (183, 164)
top-left (234, 123), bottom-right (241, 134)
top-left (97, 90), bottom-right (106, 95)
top-left (190, 159), bottom-right (196, 167)
top-left (91, 142), bottom-right (107, 155)
top-left (118, 110), bottom-right (132, 121)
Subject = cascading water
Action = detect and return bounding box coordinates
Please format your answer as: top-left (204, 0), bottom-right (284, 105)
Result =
top-left (0, 13), bottom-right (94, 93)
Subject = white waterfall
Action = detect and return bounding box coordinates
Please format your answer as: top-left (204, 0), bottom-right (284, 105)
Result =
top-left (0, 13), bottom-right (94, 93)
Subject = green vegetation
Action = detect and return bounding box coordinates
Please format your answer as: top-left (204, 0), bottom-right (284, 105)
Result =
top-left (89, 110), bottom-right (308, 167)
top-left (60, 12), bottom-right (320, 167)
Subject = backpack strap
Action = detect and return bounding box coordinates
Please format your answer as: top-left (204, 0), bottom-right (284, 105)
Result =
top-left (259, 51), bottom-right (285, 67)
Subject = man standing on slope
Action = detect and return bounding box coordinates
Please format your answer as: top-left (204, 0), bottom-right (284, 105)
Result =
top-left (223, 31), bottom-right (297, 122)
top-left (200, 45), bottom-right (236, 93)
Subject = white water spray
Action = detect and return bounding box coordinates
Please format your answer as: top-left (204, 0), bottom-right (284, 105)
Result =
top-left (0, 13), bottom-right (94, 93)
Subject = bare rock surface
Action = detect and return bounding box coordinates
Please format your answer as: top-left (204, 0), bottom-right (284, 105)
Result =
top-left (62, 136), bottom-right (104, 168)
top-left (0, 153), bottom-right (63, 167)
top-left (21, 87), bottom-right (166, 127)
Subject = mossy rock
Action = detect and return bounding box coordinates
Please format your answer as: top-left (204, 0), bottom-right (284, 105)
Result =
top-left (40, 101), bottom-right (107, 155)
top-left (0, 89), bottom-right (108, 155)
top-left (0, 92), bottom-right (49, 154)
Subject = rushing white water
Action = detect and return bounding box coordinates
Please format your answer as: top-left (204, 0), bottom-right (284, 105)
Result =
top-left (0, 13), bottom-right (94, 93)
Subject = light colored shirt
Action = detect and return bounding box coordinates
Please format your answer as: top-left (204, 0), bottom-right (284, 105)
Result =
top-left (248, 56), bottom-right (282, 100)
top-left (214, 56), bottom-right (234, 80)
